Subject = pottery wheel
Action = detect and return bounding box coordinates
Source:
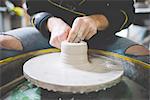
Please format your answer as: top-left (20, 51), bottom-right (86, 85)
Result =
top-left (23, 41), bottom-right (124, 93)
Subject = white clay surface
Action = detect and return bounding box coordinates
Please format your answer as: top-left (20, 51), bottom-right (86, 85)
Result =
top-left (23, 41), bottom-right (124, 93)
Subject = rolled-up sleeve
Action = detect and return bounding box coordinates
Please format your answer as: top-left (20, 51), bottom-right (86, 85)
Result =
top-left (26, 0), bottom-right (53, 39)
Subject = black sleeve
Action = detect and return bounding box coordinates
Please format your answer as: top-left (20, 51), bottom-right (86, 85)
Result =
top-left (26, 0), bottom-right (52, 39)
top-left (101, 0), bottom-right (135, 36)
top-left (26, 0), bottom-right (51, 16)
top-left (25, 0), bottom-right (135, 38)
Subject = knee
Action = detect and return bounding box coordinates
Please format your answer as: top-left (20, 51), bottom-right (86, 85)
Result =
top-left (0, 35), bottom-right (8, 47)
top-left (0, 35), bottom-right (23, 50)
top-left (125, 45), bottom-right (149, 56)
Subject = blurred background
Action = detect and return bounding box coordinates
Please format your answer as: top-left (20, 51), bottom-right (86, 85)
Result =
top-left (0, 0), bottom-right (150, 48)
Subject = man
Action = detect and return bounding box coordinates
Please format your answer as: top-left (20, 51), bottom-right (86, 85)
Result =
top-left (0, 0), bottom-right (149, 62)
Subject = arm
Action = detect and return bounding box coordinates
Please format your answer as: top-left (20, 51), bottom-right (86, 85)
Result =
top-left (101, 0), bottom-right (135, 35)
top-left (26, 0), bottom-right (71, 48)
top-left (67, 0), bottom-right (135, 42)
top-left (67, 14), bottom-right (109, 42)
top-left (26, 0), bottom-right (53, 38)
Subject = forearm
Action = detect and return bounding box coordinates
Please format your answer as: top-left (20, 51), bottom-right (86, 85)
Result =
top-left (89, 14), bottom-right (109, 31)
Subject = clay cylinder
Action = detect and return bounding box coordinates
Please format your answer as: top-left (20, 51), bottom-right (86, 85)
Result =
top-left (60, 41), bottom-right (89, 65)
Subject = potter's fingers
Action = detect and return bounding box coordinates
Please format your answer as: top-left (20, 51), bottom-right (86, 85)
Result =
top-left (54, 35), bottom-right (62, 49)
top-left (85, 29), bottom-right (97, 40)
top-left (67, 19), bottom-right (81, 42)
top-left (77, 22), bottom-right (87, 37)
top-left (81, 26), bottom-right (90, 40)
top-left (67, 29), bottom-right (78, 43)
top-left (73, 27), bottom-right (83, 42)
top-left (49, 36), bottom-right (60, 48)
top-left (56, 36), bottom-right (62, 49)
top-left (49, 37), bottom-right (56, 47)
top-left (54, 37), bottom-right (61, 49)
top-left (58, 28), bottom-right (70, 42)
top-left (85, 31), bottom-right (93, 40)
top-left (57, 33), bottom-right (65, 42)
top-left (73, 22), bottom-right (88, 42)
top-left (73, 35), bottom-right (82, 43)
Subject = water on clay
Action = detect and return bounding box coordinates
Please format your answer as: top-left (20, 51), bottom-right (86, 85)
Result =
top-left (2, 54), bottom-right (149, 100)
top-left (2, 41), bottom-right (148, 99)
top-left (23, 52), bottom-right (124, 93)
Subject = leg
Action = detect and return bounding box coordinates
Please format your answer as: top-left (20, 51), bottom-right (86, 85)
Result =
top-left (125, 45), bottom-right (149, 56)
top-left (0, 35), bottom-right (23, 50)
top-left (88, 33), bottom-right (149, 63)
top-left (0, 27), bottom-right (51, 59)
top-left (105, 36), bottom-right (149, 63)
top-left (88, 34), bottom-right (149, 88)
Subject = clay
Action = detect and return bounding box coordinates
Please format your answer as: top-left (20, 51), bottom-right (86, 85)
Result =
top-left (23, 41), bottom-right (124, 93)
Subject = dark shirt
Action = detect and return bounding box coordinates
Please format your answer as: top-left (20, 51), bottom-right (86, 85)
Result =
top-left (26, 0), bottom-right (135, 38)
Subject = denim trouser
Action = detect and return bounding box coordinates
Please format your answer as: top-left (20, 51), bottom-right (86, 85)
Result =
top-left (0, 27), bottom-right (51, 59)
top-left (0, 27), bottom-right (149, 63)
top-left (0, 27), bottom-right (149, 89)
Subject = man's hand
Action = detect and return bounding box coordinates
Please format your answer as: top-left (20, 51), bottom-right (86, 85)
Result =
top-left (47, 15), bottom-right (108, 48)
top-left (47, 17), bottom-right (71, 48)
top-left (67, 15), bottom-right (109, 43)
top-left (67, 16), bottom-right (97, 43)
